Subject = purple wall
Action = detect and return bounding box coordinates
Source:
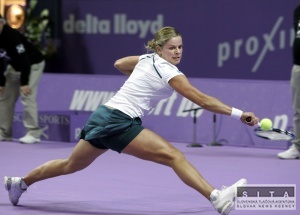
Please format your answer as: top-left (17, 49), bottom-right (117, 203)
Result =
top-left (59, 0), bottom-right (299, 80)
top-left (13, 74), bottom-right (293, 149)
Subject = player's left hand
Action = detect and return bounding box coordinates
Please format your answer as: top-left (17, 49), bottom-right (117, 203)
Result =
top-left (20, 85), bottom-right (32, 96)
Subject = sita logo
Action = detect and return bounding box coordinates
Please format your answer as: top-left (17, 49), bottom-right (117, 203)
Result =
top-left (63, 13), bottom-right (164, 39)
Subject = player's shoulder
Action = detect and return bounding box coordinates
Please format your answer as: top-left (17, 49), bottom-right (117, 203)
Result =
top-left (139, 53), bottom-right (155, 61)
top-left (138, 53), bottom-right (182, 74)
top-left (156, 57), bottom-right (180, 72)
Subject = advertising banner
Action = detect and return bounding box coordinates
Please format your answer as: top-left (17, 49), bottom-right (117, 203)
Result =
top-left (60, 0), bottom-right (299, 80)
top-left (13, 74), bottom-right (293, 149)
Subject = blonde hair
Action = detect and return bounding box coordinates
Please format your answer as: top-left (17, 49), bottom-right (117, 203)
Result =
top-left (145, 26), bottom-right (181, 53)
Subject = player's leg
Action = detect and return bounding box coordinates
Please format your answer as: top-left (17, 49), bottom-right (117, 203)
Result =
top-left (24, 139), bottom-right (107, 186)
top-left (122, 128), bottom-right (214, 199)
top-left (122, 128), bottom-right (246, 215)
top-left (4, 139), bottom-right (107, 205)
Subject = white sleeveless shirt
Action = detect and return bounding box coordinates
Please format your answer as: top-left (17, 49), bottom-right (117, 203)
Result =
top-left (105, 53), bottom-right (183, 118)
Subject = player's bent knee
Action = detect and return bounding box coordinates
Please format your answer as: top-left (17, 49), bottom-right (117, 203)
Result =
top-left (172, 149), bottom-right (186, 162)
top-left (162, 148), bottom-right (186, 166)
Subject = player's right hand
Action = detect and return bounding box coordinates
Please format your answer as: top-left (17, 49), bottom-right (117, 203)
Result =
top-left (241, 112), bottom-right (259, 126)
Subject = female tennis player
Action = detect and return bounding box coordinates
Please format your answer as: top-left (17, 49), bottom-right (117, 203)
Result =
top-left (4, 26), bottom-right (259, 215)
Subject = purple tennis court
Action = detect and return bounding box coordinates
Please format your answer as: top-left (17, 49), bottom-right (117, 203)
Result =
top-left (1, 140), bottom-right (299, 215)
top-left (0, 0), bottom-right (299, 215)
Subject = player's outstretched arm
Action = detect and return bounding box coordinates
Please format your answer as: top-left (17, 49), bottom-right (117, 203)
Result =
top-left (169, 75), bottom-right (259, 125)
top-left (114, 56), bottom-right (139, 76)
top-left (169, 75), bottom-right (231, 114)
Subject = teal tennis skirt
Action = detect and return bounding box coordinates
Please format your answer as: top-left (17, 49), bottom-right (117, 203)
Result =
top-left (80, 105), bottom-right (144, 153)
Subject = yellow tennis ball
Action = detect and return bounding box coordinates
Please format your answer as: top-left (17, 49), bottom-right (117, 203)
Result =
top-left (260, 118), bottom-right (273, 130)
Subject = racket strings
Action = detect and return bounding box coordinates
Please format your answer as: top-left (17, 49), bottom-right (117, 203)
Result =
top-left (255, 128), bottom-right (295, 141)
top-left (256, 131), bottom-right (291, 141)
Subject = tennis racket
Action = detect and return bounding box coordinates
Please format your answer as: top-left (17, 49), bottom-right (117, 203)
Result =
top-left (245, 117), bottom-right (295, 141)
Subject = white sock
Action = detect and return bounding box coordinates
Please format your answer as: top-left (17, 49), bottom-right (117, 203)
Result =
top-left (210, 189), bottom-right (219, 201)
top-left (20, 179), bottom-right (28, 190)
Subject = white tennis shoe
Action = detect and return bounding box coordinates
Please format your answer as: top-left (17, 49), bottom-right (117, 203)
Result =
top-left (277, 144), bottom-right (300, 159)
top-left (19, 134), bottom-right (40, 144)
top-left (210, 178), bottom-right (247, 215)
top-left (4, 176), bottom-right (27, 205)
